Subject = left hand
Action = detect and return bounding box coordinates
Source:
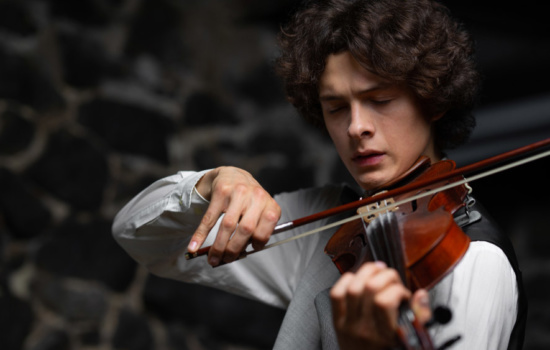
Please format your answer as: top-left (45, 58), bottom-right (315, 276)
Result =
top-left (330, 261), bottom-right (431, 350)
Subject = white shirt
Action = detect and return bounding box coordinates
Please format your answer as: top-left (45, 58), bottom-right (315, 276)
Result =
top-left (112, 170), bottom-right (518, 349)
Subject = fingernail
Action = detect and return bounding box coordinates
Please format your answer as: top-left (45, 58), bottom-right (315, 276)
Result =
top-left (375, 261), bottom-right (387, 269)
top-left (188, 240), bottom-right (198, 252)
top-left (209, 256), bottom-right (219, 266)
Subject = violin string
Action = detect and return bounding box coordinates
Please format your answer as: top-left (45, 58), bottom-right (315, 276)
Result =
top-left (246, 148), bottom-right (550, 256)
top-left (365, 215), bottom-right (380, 261)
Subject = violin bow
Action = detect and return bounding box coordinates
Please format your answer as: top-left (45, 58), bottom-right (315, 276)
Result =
top-left (185, 137), bottom-right (550, 261)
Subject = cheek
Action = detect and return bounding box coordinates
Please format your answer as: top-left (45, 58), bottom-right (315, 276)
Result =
top-left (326, 129), bottom-right (343, 152)
top-left (409, 117), bottom-right (433, 144)
top-left (325, 126), bottom-right (350, 161)
top-left (400, 119), bottom-right (434, 156)
top-left (324, 117), bottom-right (344, 143)
top-left (388, 108), bottom-right (431, 138)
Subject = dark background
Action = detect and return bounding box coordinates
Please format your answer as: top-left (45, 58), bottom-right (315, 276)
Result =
top-left (0, 0), bottom-right (549, 349)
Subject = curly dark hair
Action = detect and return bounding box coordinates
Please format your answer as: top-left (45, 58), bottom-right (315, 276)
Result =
top-left (275, 0), bottom-right (480, 150)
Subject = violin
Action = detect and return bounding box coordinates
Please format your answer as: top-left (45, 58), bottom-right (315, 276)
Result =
top-left (326, 156), bottom-right (470, 285)
top-left (184, 137), bottom-right (550, 349)
top-left (326, 156), bottom-right (471, 349)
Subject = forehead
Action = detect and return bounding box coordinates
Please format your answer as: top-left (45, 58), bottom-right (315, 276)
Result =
top-left (319, 52), bottom-right (392, 96)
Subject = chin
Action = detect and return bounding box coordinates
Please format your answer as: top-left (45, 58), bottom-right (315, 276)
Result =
top-left (356, 179), bottom-right (381, 192)
top-left (355, 174), bottom-right (388, 193)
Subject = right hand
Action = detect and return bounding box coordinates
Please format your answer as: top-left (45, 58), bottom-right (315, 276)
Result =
top-left (187, 166), bottom-right (281, 267)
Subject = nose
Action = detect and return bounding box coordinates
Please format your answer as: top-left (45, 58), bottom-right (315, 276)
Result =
top-left (347, 103), bottom-right (375, 139)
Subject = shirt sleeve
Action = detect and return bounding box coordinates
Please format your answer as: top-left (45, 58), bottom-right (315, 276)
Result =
top-left (112, 170), bottom-right (346, 309)
top-left (112, 170), bottom-right (211, 260)
top-left (429, 241), bottom-right (518, 350)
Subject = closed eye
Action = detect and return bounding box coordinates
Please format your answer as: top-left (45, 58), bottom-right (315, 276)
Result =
top-left (323, 103), bottom-right (348, 115)
top-left (372, 99), bottom-right (392, 105)
top-left (329, 106), bottom-right (345, 114)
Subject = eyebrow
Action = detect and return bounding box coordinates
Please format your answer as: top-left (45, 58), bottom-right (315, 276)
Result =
top-left (319, 83), bottom-right (394, 102)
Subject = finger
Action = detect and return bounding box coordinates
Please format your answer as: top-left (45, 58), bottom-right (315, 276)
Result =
top-left (330, 272), bottom-right (356, 328)
top-left (188, 196), bottom-right (227, 254)
top-left (224, 189), bottom-right (280, 261)
top-left (222, 191), bottom-right (264, 262)
top-left (344, 261), bottom-right (399, 319)
top-left (372, 283), bottom-right (411, 333)
top-left (411, 289), bottom-right (431, 325)
top-left (356, 262), bottom-right (402, 292)
top-left (208, 188), bottom-right (247, 265)
top-left (352, 264), bottom-right (408, 330)
top-left (250, 198), bottom-right (281, 250)
top-left (339, 262), bottom-right (388, 324)
top-left (373, 282), bottom-right (411, 313)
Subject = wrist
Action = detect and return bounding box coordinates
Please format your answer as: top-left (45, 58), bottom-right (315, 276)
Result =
top-left (195, 168), bottom-right (217, 201)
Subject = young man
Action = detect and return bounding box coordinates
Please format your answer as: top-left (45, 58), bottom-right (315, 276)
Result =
top-left (113, 0), bottom-right (525, 348)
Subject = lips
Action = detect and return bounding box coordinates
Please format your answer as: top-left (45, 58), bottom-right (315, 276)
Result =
top-left (352, 151), bottom-right (385, 166)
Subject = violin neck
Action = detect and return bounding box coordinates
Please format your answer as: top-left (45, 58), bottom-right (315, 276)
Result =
top-left (397, 302), bottom-right (435, 350)
top-left (365, 211), bottom-right (409, 285)
top-left (366, 212), bottom-right (435, 349)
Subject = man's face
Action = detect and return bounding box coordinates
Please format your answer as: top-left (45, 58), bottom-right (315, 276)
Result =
top-left (319, 52), bottom-right (440, 191)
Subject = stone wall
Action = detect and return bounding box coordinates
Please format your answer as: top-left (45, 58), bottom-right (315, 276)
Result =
top-left (1, 1), bottom-right (549, 350)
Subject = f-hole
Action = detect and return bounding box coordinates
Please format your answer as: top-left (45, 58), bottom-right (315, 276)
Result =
top-left (411, 199), bottom-right (418, 212)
